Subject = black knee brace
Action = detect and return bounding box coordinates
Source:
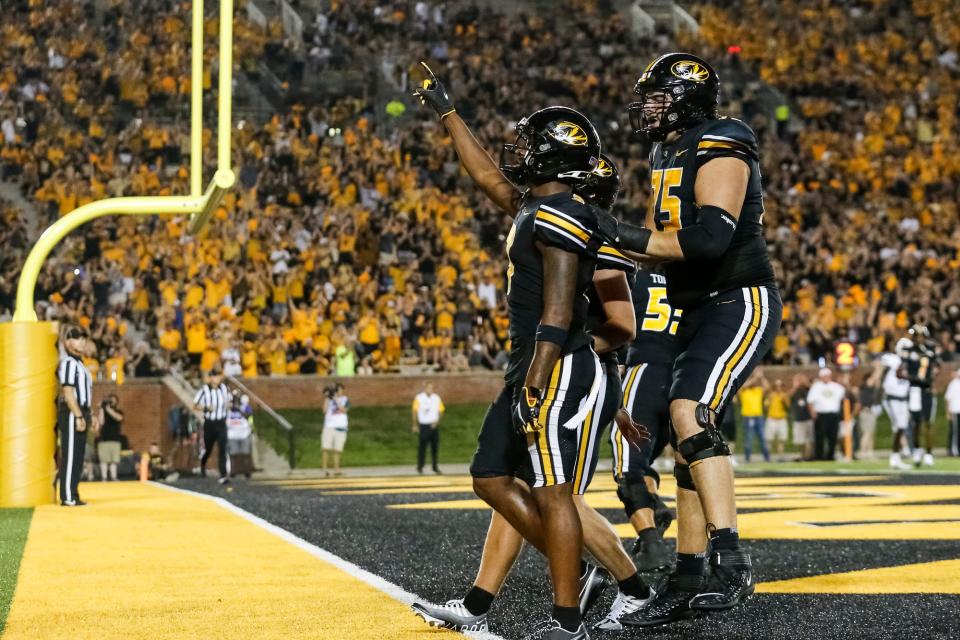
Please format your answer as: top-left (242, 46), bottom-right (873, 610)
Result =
top-left (617, 477), bottom-right (657, 517)
top-left (643, 466), bottom-right (661, 488)
top-left (678, 403), bottom-right (730, 465)
top-left (674, 463), bottom-right (696, 491)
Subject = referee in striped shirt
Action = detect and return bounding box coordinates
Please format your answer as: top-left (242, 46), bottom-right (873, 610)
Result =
top-left (194, 368), bottom-right (232, 484)
top-left (57, 326), bottom-right (94, 506)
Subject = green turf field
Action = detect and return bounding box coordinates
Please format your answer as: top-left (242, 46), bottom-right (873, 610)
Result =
top-left (0, 508), bottom-right (32, 634)
top-left (255, 403), bottom-right (490, 468)
top-left (258, 401), bottom-right (955, 469)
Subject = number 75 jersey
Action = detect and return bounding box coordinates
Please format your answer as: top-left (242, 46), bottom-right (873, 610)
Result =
top-left (648, 117), bottom-right (776, 309)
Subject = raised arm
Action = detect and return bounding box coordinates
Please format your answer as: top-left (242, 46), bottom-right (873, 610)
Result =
top-left (413, 62), bottom-right (519, 215)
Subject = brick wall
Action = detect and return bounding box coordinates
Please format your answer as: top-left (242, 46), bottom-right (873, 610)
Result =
top-left (91, 379), bottom-right (178, 454)
top-left (239, 372), bottom-right (506, 408)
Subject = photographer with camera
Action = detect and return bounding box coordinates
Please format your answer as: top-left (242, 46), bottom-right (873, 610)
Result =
top-left (96, 393), bottom-right (125, 481)
top-left (321, 382), bottom-right (349, 476)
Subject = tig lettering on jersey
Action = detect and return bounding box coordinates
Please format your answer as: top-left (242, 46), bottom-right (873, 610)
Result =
top-left (625, 269), bottom-right (680, 366)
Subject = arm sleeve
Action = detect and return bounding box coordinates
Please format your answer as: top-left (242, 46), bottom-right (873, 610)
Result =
top-left (696, 119), bottom-right (759, 166)
top-left (596, 243), bottom-right (636, 273)
top-left (193, 388), bottom-right (204, 405)
top-left (676, 206), bottom-right (738, 260)
top-left (533, 200), bottom-right (597, 255)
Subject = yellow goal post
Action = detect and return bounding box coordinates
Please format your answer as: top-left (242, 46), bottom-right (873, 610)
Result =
top-left (0, 0), bottom-right (235, 506)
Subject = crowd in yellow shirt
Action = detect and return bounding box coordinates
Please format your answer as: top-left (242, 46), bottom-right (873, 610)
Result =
top-left (1, 0), bottom-right (958, 381)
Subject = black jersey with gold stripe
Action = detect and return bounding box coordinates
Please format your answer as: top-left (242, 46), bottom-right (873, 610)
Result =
top-left (649, 117), bottom-right (775, 309)
top-left (588, 243), bottom-right (637, 366)
top-left (505, 191), bottom-right (601, 384)
top-left (625, 269), bottom-right (681, 366)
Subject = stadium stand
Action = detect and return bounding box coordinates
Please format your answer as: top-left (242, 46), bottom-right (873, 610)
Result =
top-left (0, 0), bottom-right (957, 379)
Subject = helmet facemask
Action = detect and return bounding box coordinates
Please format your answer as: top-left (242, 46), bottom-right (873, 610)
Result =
top-left (500, 127), bottom-right (533, 185)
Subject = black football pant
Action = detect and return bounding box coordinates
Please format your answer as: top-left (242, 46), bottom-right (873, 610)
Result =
top-left (417, 424), bottom-right (439, 471)
top-left (201, 419), bottom-right (229, 477)
top-left (814, 413), bottom-right (840, 461)
top-left (58, 407), bottom-right (90, 503)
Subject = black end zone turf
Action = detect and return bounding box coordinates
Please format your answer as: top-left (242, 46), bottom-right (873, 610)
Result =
top-left (181, 474), bottom-right (960, 640)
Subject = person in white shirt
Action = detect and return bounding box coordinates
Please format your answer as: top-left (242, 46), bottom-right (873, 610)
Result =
top-left (322, 383), bottom-right (350, 476)
top-left (412, 382), bottom-right (445, 474)
top-left (946, 368), bottom-right (960, 457)
top-left (807, 368), bottom-right (846, 461)
top-left (881, 352), bottom-right (912, 469)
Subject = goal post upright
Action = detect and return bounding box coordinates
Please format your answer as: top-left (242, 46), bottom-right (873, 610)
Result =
top-left (0, 0), bottom-right (235, 507)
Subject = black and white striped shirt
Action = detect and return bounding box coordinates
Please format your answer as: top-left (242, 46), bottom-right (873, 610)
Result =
top-left (194, 383), bottom-right (230, 421)
top-left (57, 354), bottom-right (93, 410)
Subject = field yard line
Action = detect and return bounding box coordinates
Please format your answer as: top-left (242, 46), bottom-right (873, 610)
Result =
top-left (154, 482), bottom-right (507, 640)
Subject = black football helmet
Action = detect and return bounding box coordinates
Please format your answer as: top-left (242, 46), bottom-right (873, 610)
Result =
top-left (500, 106), bottom-right (601, 186)
top-left (574, 153), bottom-right (620, 211)
top-left (628, 53), bottom-right (720, 142)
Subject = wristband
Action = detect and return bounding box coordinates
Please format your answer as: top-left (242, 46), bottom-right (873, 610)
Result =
top-left (535, 324), bottom-right (568, 346)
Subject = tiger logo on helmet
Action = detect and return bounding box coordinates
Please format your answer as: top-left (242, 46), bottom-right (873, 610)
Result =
top-left (549, 121), bottom-right (589, 146)
top-left (670, 60), bottom-right (710, 82)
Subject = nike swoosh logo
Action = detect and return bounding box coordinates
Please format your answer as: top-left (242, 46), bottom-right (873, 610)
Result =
top-left (676, 149), bottom-right (687, 157)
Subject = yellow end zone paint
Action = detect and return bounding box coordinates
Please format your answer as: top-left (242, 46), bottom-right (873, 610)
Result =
top-left (759, 558), bottom-right (960, 594)
top-left (3, 482), bottom-right (459, 640)
top-left (390, 482), bottom-right (960, 541)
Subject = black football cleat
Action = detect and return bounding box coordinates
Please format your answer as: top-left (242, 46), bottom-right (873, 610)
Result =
top-left (689, 549), bottom-right (754, 610)
top-left (632, 534), bottom-right (672, 572)
top-left (621, 573), bottom-right (702, 627)
top-left (522, 619), bottom-right (589, 640)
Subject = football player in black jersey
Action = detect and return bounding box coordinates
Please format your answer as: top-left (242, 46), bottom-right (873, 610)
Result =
top-left (598, 53), bottom-right (783, 625)
top-left (410, 64), bottom-right (647, 640)
top-left (612, 266), bottom-right (680, 573)
top-left (898, 324), bottom-right (940, 467)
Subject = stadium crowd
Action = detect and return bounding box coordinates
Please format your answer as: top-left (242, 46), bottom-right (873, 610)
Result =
top-left (0, 0), bottom-right (958, 380)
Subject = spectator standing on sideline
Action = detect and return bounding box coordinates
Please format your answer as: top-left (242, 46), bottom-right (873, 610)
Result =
top-left (838, 373), bottom-right (861, 462)
top-left (322, 383), bottom-right (350, 476)
top-left (791, 374), bottom-right (814, 461)
top-left (739, 372), bottom-right (770, 463)
top-left (807, 369), bottom-right (846, 461)
top-left (96, 393), bottom-right (124, 481)
top-left (412, 381), bottom-right (445, 474)
top-left (57, 326), bottom-right (94, 506)
top-left (194, 368), bottom-right (231, 484)
top-left (765, 379), bottom-right (790, 462)
top-left (946, 368), bottom-right (960, 457)
top-left (858, 364), bottom-right (884, 459)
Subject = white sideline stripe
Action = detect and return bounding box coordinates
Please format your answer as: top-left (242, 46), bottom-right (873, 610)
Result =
top-left (153, 482), bottom-right (507, 640)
